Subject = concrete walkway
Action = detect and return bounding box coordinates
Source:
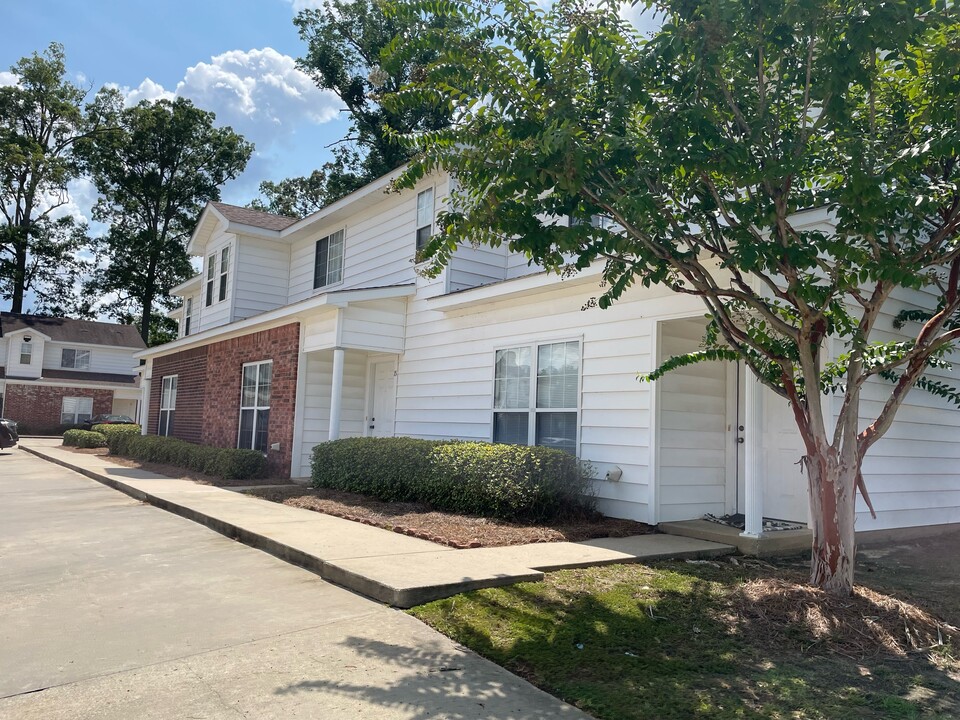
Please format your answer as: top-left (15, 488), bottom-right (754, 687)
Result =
top-left (21, 439), bottom-right (734, 608)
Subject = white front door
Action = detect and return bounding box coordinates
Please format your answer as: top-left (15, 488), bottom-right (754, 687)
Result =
top-left (368, 359), bottom-right (397, 438)
top-left (761, 391), bottom-right (810, 523)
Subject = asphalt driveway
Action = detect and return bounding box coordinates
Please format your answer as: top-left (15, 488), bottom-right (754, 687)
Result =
top-left (0, 448), bottom-right (588, 719)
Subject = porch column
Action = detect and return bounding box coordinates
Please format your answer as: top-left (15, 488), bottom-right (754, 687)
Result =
top-left (328, 347), bottom-right (345, 441)
top-left (139, 361), bottom-right (152, 435)
top-left (741, 371), bottom-right (764, 538)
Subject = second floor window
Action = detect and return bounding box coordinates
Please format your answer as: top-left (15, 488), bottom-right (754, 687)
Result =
top-left (314, 229), bottom-right (344, 289)
top-left (218, 246), bottom-right (230, 302)
top-left (205, 253), bottom-right (216, 306)
top-left (61, 348), bottom-right (91, 370)
top-left (184, 297), bottom-right (193, 336)
top-left (19, 341), bottom-right (32, 365)
top-left (416, 188), bottom-right (434, 251)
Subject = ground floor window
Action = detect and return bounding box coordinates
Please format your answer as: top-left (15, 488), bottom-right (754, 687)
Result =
top-left (238, 360), bottom-right (271, 453)
top-left (493, 339), bottom-right (580, 454)
top-left (159, 376), bottom-right (177, 436)
top-left (61, 396), bottom-right (94, 426)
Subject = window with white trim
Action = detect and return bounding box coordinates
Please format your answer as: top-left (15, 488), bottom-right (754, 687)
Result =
top-left (314, 229), bottom-right (344, 289)
top-left (159, 375), bottom-right (177, 437)
top-left (19, 341), bottom-right (32, 365)
top-left (493, 340), bottom-right (580, 454)
top-left (184, 297), bottom-right (193, 336)
top-left (61, 348), bottom-right (91, 370)
top-left (416, 188), bottom-right (434, 251)
top-left (61, 396), bottom-right (94, 425)
top-left (218, 246), bottom-right (230, 302)
top-left (205, 253), bottom-right (216, 306)
top-left (238, 361), bottom-right (271, 453)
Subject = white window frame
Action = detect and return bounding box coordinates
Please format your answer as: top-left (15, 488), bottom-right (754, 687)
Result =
top-left (61, 396), bottom-right (94, 426)
top-left (314, 229), bottom-right (345, 289)
top-left (184, 297), bottom-right (193, 336)
top-left (61, 348), bottom-right (91, 370)
top-left (205, 253), bottom-right (216, 307)
top-left (159, 375), bottom-right (177, 437)
top-left (218, 246), bottom-right (230, 302)
top-left (416, 187), bottom-right (434, 251)
top-left (238, 360), bottom-right (272, 453)
top-left (491, 338), bottom-right (582, 454)
top-left (19, 341), bottom-right (32, 365)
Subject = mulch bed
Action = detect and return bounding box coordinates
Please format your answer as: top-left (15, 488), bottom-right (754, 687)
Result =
top-left (733, 571), bottom-right (960, 660)
top-left (245, 485), bottom-right (654, 549)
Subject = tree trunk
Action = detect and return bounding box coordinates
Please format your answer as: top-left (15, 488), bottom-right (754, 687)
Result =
top-left (807, 453), bottom-right (858, 595)
top-left (11, 223), bottom-right (29, 314)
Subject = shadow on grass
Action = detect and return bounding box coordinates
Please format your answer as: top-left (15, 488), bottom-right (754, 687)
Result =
top-left (274, 563), bottom-right (960, 720)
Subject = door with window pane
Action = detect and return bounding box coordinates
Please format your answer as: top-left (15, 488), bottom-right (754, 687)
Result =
top-left (239, 361), bottom-right (271, 453)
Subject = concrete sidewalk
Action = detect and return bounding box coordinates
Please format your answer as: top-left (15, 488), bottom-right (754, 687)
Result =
top-left (21, 439), bottom-right (735, 607)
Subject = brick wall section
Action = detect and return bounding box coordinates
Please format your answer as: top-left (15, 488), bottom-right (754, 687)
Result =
top-left (149, 323), bottom-right (299, 477)
top-left (3, 383), bottom-right (113, 433)
top-left (148, 346), bottom-right (208, 442)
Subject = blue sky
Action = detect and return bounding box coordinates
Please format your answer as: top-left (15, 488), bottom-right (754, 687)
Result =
top-left (3, 0), bottom-right (657, 313)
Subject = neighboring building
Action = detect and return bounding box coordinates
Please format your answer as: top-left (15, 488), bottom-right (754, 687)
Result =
top-left (137, 170), bottom-right (960, 535)
top-left (0, 313), bottom-right (145, 433)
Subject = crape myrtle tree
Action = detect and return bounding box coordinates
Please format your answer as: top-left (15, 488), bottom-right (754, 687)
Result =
top-left (77, 95), bottom-right (253, 345)
top-left (0, 43), bottom-right (106, 314)
top-left (384, 0), bottom-right (960, 594)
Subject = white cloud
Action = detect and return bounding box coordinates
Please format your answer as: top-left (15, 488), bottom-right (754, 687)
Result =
top-left (124, 77), bottom-right (176, 105)
top-left (0, 70), bottom-right (20, 87)
top-left (288, 0), bottom-right (325, 11)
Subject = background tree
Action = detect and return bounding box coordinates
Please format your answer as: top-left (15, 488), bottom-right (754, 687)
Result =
top-left (77, 95), bottom-right (252, 345)
top-left (250, 0), bottom-right (460, 214)
top-left (0, 43), bottom-right (103, 313)
top-left (387, 0), bottom-right (960, 594)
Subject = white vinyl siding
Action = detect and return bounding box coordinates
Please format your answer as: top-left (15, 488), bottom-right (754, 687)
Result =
top-left (238, 361), bottom-right (272, 452)
top-left (61, 396), bottom-right (93, 425)
top-left (42, 343), bottom-right (138, 375)
top-left (232, 236), bottom-right (290, 321)
top-left (61, 348), bottom-right (91, 370)
top-left (159, 376), bottom-right (177, 437)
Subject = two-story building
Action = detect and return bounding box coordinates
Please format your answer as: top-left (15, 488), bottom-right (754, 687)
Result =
top-left (0, 313), bottom-right (145, 433)
top-left (136, 169), bottom-right (960, 538)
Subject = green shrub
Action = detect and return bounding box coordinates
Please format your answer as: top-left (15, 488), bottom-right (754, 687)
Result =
top-left (92, 423), bottom-right (141, 442)
top-left (108, 434), bottom-right (267, 480)
top-left (311, 437), bottom-right (594, 522)
top-left (63, 429), bottom-right (107, 448)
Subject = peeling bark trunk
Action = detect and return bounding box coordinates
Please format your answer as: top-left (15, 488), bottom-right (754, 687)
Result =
top-left (807, 452), bottom-right (858, 595)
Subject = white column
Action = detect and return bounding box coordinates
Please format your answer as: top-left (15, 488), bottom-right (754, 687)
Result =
top-left (328, 347), bottom-right (345, 441)
top-left (741, 371), bottom-right (764, 538)
top-left (139, 360), bottom-right (152, 435)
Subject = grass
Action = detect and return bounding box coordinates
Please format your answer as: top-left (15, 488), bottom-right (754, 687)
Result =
top-left (410, 561), bottom-right (959, 719)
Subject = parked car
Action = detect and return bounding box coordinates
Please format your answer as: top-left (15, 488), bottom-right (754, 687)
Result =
top-left (0, 418), bottom-right (18, 449)
top-left (80, 414), bottom-right (136, 431)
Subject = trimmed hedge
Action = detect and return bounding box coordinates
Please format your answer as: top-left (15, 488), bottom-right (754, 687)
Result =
top-left (91, 423), bottom-right (141, 440)
top-left (311, 437), bottom-right (595, 522)
top-left (63, 429), bottom-right (108, 448)
top-left (107, 433), bottom-right (266, 480)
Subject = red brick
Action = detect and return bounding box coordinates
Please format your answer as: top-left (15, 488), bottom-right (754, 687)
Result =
top-left (149, 323), bottom-right (299, 477)
top-left (3, 383), bottom-right (113, 433)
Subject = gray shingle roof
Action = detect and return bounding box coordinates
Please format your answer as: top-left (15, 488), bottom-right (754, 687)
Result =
top-left (210, 202), bottom-right (299, 231)
top-left (0, 313), bottom-right (146, 349)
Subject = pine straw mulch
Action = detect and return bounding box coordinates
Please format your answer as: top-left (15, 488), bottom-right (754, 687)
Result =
top-left (732, 572), bottom-right (960, 662)
top-left (245, 485), bottom-right (653, 549)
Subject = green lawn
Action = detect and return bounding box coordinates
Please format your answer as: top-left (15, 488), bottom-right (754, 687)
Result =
top-left (410, 562), bottom-right (959, 719)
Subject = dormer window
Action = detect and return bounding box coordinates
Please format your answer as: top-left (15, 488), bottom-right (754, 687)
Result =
top-left (61, 348), bottom-right (91, 370)
top-left (314, 229), bottom-right (344, 289)
top-left (205, 253), bottom-right (216, 306)
top-left (19, 340), bottom-right (32, 365)
top-left (218, 246), bottom-right (230, 302)
top-left (416, 188), bottom-right (434, 251)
